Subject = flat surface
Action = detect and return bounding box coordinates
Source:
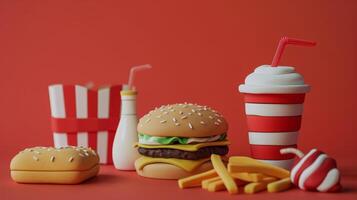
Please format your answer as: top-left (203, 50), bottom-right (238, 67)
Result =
top-left (1, 152), bottom-right (357, 200)
top-left (1, 0), bottom-right (357, 162)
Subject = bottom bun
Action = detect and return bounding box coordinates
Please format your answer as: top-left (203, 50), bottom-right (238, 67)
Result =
top-left (11, 164), bottom-right (100, 184)
top-left (135, 161), bottom-right (213, 180)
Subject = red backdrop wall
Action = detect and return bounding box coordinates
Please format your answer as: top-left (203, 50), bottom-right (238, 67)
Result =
top-left (0, 0), bottom-right (356, 171)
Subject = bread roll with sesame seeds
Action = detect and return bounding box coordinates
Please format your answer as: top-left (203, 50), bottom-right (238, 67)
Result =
top-left (10, 146), bottom-right (100, 184)
top-left (138, 103), bottom-right (228, 137)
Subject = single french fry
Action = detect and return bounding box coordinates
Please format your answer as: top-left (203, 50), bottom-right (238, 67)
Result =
top-left (261, 176), bottom-right (278, 183)
top-left (211, 154), bottom-right (238, 194)
top-left (244, 182), bottom-right (268, 194)
top-left (230, 172), bottom-right (267, 182)
top-left (202, 176), bottom-right (220, 189)
top-left (207, 178), bottom-right (248, 192)
top-left (228, 157), bottom-right (290, 179)
top-left (178, 169), bottom-right (217, 189)
top-left (267, 177), bottom-right (292, 193)
top-left (207, 180), bottom-right (226, 192)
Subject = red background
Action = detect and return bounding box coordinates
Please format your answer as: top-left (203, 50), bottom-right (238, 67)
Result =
top-left (0, 0), bottom-right (356, 199)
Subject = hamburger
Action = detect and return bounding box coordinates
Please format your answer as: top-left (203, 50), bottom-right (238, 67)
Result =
top-left (135, 103), bottom-right (229, 179)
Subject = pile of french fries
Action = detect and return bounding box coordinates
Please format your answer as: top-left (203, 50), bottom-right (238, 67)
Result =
top-left (178, 154), bottom-right (292, 194)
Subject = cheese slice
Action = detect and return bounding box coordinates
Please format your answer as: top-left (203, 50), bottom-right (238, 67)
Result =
top-left (136, 140), bottom-right (230, 152)
top-left (136, 156), bottom-right (211, 172)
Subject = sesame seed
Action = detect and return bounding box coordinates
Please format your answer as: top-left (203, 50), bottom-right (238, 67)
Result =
top-left (175, 123), bottom-right (180, 126)
top-left (179, 111), bottom-right (184, 115)
top-left (217, 119), bottom-right (222, 123)
top-left (33, 156), bottom-right (39, 161)
top-left (181, 116), bottom-right (187, 119)
top-left (68, 157), bottom-right (74, 162)
top-left (188, 123), bottom-right (193, 129)
top-left (91, 150), bottom-right (97, 156)
top-left (170, 109), bottom-right (175, 112)
top-left (145, 118), bottom-right (151, 123)
top-left (200, 121), bottom-right (205, 125)
top-left (172, 118), bottom-right (177, 123)
top-left (209, 116), bottom-right (214, 119)
top-left (188, 113), bottom-right (192, 115)
top-left (84, 152), bottom-right (89, 156)
top-left (79, 153), bottom-right (85, 157)
top-left (160, 120), bottom-right (167, 123)
top-left (33, 151), bottom-right (41, 154)
top-left (156, 115), bottom-right (161, 118)
top-left (197, 112), bottom-right (202, 116)
top-left (50, 156), bottom-right (55, 162)
top-left (214, 122), bottom-right (220, 126)
top-left (191, 109), bottom-right (196, 113)
top-left (163, 111), bottom-right (168, 115)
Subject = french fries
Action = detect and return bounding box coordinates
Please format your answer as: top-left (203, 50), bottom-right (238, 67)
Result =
top-left (178, 155), bottom-right (293, 195)
top-left (230, 172), bottom-right (267, 182)
top-left (202, 176), bottom-right (221, 189)
top-left (228, 156), bottom-right (290, 179)
top-left (267, 177), bottom-right (292, 193)
top-left (178, 169), bottom-right (217, 189)
top-left (211, 154), bottom-right (238, 194)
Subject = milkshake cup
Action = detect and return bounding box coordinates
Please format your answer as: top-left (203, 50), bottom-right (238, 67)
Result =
top-left (239, 37), bottom-right (316, 170)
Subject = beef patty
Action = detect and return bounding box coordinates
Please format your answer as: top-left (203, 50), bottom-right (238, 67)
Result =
top-left (138, 145), bottom-right (228, 160)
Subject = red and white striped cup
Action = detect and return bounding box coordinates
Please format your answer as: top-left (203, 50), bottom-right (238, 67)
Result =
top-left (239, 65), bottom-right (310, 170)
top-left (243, 93), bottom-right (305, 169)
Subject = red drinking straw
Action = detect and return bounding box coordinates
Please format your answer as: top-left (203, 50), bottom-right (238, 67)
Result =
top-left (271, 37), bottom-right (317, 67)
top-left (128, 64), bottom-right (152, 90)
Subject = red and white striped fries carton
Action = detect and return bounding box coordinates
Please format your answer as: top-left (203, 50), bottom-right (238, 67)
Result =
top-left (243, 93), bottom-right (305, 169)
top-left (48, 84), bottom-right (122, 164)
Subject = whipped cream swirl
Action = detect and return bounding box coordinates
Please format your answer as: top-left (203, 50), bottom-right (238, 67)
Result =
top-left (239, 65), bottom-right (310, 94)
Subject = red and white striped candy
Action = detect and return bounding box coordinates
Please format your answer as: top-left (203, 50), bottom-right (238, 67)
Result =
top-left (281, 148), bottom-right (342, 192)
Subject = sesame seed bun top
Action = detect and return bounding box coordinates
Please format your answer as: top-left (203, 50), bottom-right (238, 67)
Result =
top-left (137, 103), bottom-right (228, 137)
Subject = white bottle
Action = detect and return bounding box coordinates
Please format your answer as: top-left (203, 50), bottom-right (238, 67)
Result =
top-left (112, 89), bottom-right (140, 170)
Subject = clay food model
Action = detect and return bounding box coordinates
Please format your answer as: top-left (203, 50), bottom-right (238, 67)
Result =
top-left (238, 37), bottom-right (316, 170)
top-left (135, 103), bottom-right (230, 179)
top-left (10, 146), bottom-right (100, 184)
top-left (179, 155), bottom-right (293, 194)
top-left (281, 148), bottom-right (341, 192)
